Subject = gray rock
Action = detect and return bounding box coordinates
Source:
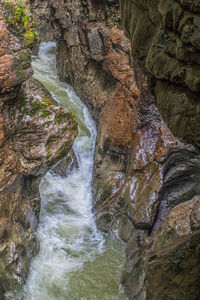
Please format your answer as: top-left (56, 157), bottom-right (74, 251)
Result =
top-left (88, 28), bottom-right (104, 56)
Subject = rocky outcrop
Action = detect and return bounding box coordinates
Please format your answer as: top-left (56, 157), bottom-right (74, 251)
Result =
top-left (31, 0), bottom-right (200, 299)
top-left (119, 1), bottom-right (200, 299)
top-left (30, 0), bottom-right (55, 42)
top-left (120, 0), bottom-right (200, 151)
top-left (0, 1), bottom-right (77, 296)
top-left (121, 196), bottom-right (200, 300)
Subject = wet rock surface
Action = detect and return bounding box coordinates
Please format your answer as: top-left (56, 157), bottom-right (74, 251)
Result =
top-left (122, 196), bottom-right (200, 300)
top-left (27, 0), bottom-right (200, 299)
top-left (120, 0), bottom-right (200, 151)
top-left (119, 0), bottom-right (200, 298)
top-left (0, 2), bottom-right (77, 296)
top-left (30, 0), bottom-right (53, 42)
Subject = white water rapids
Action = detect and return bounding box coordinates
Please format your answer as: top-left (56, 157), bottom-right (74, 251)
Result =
top-left (13, 42), bottom-right (125, 300)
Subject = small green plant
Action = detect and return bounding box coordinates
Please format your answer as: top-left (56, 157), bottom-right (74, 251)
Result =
top-left (40, 111), bottom-right (49, 118)
top-left (54, 111), bottom-right (71, 124)
top-left (16, 96), bottom-right (52, 119)
top-left (2, 0), bottom-right (38, 47)
top-left (46, 149), bottom-right (52, 159)
top-left (42, 97), bottom-right (53, 105)
top-left (17, 69), bottom-right (25, 79)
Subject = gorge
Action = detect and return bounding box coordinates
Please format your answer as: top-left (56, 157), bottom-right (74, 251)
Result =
top-left (0, 0), bottom-right (200, 299)
top-left (20, 41), bottom-right (125, 300)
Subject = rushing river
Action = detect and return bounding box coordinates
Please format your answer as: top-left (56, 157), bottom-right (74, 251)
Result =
top-left (15, 42), bottom-right (125, 300)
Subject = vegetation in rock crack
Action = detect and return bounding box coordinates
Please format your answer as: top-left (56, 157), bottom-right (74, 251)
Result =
top-left (2, 0), bottom-right (38, 47)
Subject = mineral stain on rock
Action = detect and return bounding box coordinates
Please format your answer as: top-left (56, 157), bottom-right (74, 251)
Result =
top-left (49, 0), bottom-right (200, 299)
top-left (0, 1), bottom-right (77, 296)
top-left (0, 0), bottom-right (200, 299)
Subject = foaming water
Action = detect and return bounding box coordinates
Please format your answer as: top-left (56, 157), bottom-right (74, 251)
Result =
top-left (15, 42), bottom-right (125, 300)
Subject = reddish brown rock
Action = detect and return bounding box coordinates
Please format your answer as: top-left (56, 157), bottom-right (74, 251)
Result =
top-left (0, 3), bottom-right (77, 296)
top-left (32, 0), bottom-right (200, 299)
top-left (122, 197), bottom-right (200, 300)
top-left (0, 15), bottom-right (24, 99)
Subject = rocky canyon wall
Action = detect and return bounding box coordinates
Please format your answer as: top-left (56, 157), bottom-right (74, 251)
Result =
top-left (119, 1), bottom-right (200, 299)
top-left (32, 0), bottom-right (200, 299)
top-left (0, 0), bottom-right (77, 296)
top-left (120, 0), bottom-right (200, 151)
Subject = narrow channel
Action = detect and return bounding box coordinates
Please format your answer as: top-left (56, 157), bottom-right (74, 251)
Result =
top-left (18, 42), bottom-right (125, 300)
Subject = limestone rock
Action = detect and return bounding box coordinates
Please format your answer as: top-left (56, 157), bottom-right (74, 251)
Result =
top-left (120, 0), bottom-right (200, 150)
top-left (122, 197), bottom-right (200, 300)
top-left (0, 2), bottom-right (77, 295)
top-left (33, 0), bottom-right (200, 299)
top-left (120, 0), bottom-right (200, 298)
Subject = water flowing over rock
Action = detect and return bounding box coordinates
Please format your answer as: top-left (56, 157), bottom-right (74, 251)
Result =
top-left (37, 0), bottom-right (200, 299)
top-left (19, 42), bottom-right (125, 299)
top-left (0, 0), bottom-right (200, 298)
top-left (0, 2), bottom-right (77, 296)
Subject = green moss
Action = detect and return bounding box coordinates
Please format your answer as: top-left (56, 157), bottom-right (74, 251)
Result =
top-left (42, 97), bottom-right (53, 105)
top-left (2, 0), bottom-right (38, 48)
top-left (54, 111), bottom-right (72, 124)
top-left (40, 111), bottom-right (49, 118)
top-left (17, 69), bottom-right (25, 79)
top-left (22, 107), bottom-right (29, 114)
top-left (14, 51), bottom-right (31, 80)
top-left (24, 30), bottom-right (37, 47)
top-left (16, 96), bottom-right (53, 119)
top-left (29, 102), bottom-right (41, 116)
top-left (21, 52), bottom-right (28, 61)
top-left (46, 149), bottom-right (52, 159)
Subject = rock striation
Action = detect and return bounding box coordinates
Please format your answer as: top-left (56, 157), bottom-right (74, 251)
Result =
top-left (119, 1), bottom-right (200, 299)
top-left (32, 0), bottom-right (200, 299)
top-left (0, 1), bottom-right (77, 296)
top-left (120, 0), bottom-right (200, 151)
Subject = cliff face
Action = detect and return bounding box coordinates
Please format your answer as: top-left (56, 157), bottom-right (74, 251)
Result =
top-left (34, 1), bottom-right (200, 299)
top-left (119, 1), bottom-right (200, 299)
top-left (120, 0), bottom-right (200, 151)
top-left (0, 1), bottom-right (77, 296)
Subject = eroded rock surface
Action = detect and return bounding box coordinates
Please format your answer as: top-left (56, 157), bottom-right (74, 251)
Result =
top-left (31, 0), bottom-right (200, 299)
top-left (120, 0), bottom-right (200, 151)
top-left (0, 2), bottom-right (77, 296)
top-left (121, 196), bottom-right (200, 300)
top-left (119, 0), bottom-right (200, 299)
top-left (31, 0), bottom-right (54, 42)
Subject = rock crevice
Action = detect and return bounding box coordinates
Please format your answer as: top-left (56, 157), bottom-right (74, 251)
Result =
top-left (0, 1), bottom-right (77, 295)
top-left (18, 0), bottom-right (200, 299)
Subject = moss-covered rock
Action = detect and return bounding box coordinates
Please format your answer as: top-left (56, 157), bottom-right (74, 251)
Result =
top-left (0, 3), bottom-right (78, 296)
top-left (1, 0), bottom-right (38, 48)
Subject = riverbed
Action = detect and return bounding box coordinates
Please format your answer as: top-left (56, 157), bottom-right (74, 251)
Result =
top-left (16, 42), bottom-right (125, 300)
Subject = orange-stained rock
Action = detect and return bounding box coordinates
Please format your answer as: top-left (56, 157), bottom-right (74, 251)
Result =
top-left (50, 0), bottom-right (200, 233)
top-left (0, 16), bottom-right (25, 98)
top-left (38, 0), bottom-right (200, 299)
top-left (0, 3), bottom-right (77, 294)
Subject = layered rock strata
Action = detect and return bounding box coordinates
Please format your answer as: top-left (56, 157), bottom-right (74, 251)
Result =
top-left (120, 0), bottom-right (200, 151)
top-left (32, 0), bottom-right (200, 299)
top-left (0, 1), bottom-right (77, 296)
top-left (119, 1), bottom-right (200, 299)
